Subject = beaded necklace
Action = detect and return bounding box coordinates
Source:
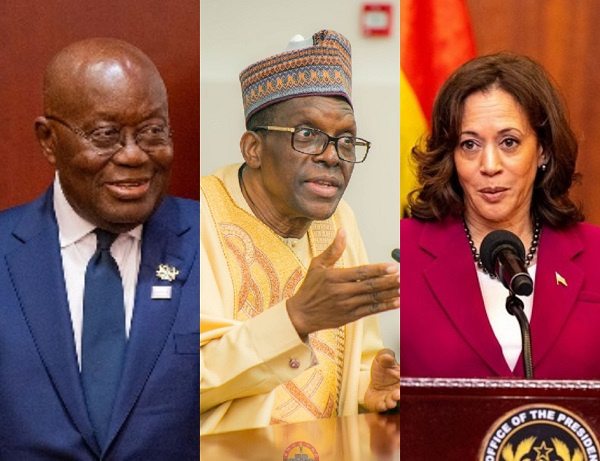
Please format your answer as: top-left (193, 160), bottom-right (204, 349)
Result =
top-left (462, 216), bottom-right (541, 278)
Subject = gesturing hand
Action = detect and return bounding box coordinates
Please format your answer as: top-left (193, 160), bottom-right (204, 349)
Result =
top-left (363, 349), bottom-right (400, 413)
top-left (286, 229), bottom-right (399, 338)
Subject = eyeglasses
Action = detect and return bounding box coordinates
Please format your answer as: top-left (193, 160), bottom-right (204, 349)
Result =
top-left (253, 126), bottom-right (371, 163)
top-left (45, 115), bottom-right (172, 156)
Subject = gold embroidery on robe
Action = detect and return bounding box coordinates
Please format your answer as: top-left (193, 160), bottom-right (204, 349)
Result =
top-left (201, 175), bottom-right (345, 424)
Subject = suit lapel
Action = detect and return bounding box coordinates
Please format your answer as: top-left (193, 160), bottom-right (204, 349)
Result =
top-left (5, 189), bottom-right (99, 454)
top-left (528, 226), bottom-right (583, 370)
top-left (105, 198), bottom-right (195, 447)
top-left (422, 218), bottom-right (512, 376)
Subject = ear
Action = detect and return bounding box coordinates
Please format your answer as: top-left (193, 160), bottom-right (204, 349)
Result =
top-left (35, 116), bottom-right (57, 165)
top-left (536, 144), bottom-right (546, 168)
top-left (240, 131), bottom-right (263, 169)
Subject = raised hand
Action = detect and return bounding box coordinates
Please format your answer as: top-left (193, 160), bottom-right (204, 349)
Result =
top-left (286, 229), bottom-right (400, 338)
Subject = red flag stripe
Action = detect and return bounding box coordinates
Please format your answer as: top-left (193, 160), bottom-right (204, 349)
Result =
top-left (401, 0), bottom-right (476, 125)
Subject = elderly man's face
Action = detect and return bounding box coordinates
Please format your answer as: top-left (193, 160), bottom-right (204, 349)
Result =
top-left (258, 96), bottom-right (356, 223)
top-left (44, 60), bottom-right (173, 233)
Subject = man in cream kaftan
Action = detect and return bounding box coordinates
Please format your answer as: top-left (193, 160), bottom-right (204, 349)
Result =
top-left (200, 29), bottom-right (400, 435)
top-left (200, 164), bottom-right (383, 434)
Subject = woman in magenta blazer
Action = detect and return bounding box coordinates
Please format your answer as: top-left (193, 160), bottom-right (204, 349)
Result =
top-left (401, 53), bottom-right (600, 379)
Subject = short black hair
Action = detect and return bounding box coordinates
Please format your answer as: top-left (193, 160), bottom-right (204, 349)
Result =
top-left (245, 103), bottom-right (279, 131)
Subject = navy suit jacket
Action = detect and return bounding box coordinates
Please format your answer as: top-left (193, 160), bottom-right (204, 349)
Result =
top-left (0, 187), bottom-right (199, 460)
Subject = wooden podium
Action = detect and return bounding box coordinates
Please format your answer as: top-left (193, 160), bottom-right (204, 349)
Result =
top-left (401, 377), bottom-right (600, 460)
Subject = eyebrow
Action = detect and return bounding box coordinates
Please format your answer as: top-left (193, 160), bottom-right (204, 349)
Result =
top-left (91, 107), bottom-right (168, 122)
top-left (459, 127), bottom-right (525, 137)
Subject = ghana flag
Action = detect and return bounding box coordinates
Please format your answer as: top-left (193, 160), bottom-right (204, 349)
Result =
top-left (400, 0), bottom-right (476, 215)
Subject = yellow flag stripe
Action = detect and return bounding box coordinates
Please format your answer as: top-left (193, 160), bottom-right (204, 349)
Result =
top-left (401, 70), bottom-right (428, 215)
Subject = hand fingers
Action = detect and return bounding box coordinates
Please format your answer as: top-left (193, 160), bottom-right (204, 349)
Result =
top-left (349, 287), bottom-right (399, 309)
top-left (386, 390), bottom-right (400, 407)
top-left (361, 297), bottom-right (400, 317)
top-left (377, 348), bottom-right (396, 359)
top-left (330, 262), bottom-right (398, 283)
top-left (347, 274), bottom-right (400, 298)
top-left (383, 366), bottom-right (401, 381)
top-left (378, 393), bottom-right (399, 412)
top-left (313, 228), bottom-right (346, 269)
top-left (376, 349), bottom-right (398, 367)
top-left (316, 274), bottom-right (398, 318)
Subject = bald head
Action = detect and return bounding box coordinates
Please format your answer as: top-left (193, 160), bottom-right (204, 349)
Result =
top-left (43, 38), bottom-right (168, 119)
top-left (36, 38), bottom-right (173, 233)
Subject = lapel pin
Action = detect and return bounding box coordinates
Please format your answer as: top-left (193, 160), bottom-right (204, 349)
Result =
top-left (156, 264), bottom-right (179, 282)
top-left (555, 272), bottom-right (568, 287)
top-left (151, 285), bottom-right (172, 300)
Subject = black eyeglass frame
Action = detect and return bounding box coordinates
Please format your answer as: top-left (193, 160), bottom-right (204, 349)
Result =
top-left (45, 115), bottom-right (172, 156)
top-left (253, 125), bottom-right (371, 164)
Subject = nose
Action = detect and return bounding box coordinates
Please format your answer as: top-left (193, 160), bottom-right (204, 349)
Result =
top-left (111, 133), bottom-right (149, 166)
top-left (314, 140), bottom-right (340, 166)
top-left (480, 144), bottom-right (502, 176)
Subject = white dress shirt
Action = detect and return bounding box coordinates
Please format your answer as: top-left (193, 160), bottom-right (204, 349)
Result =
top-left (479, 264), bottom-right (536, 371)
top-left (53, 175), bottom-right (142, 367)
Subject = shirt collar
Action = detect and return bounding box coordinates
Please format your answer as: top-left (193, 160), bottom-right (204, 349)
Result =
top-left (53, 173), bottom-right (143, 248)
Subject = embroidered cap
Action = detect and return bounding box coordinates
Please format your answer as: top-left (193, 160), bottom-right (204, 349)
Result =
top-left (240, 29), bottom-right (352, 122)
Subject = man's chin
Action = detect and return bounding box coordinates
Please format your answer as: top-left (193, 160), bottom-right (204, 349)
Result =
top-left (304, 202), bottom-right (340, 221)
top-left (94, 204), bottom-right (158, 232)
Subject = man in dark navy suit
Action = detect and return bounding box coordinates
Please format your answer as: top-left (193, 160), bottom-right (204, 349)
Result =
top-left (0, 38), bottom-right (198, 459)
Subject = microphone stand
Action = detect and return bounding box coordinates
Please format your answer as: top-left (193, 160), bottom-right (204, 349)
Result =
top-left (505, 292), bottom-right (534, 379)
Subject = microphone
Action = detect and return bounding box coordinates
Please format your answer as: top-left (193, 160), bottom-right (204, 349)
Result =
top-left (480, 230), bottom-right (533, 296)
top-left (391, 248), bottom-right (400, 262)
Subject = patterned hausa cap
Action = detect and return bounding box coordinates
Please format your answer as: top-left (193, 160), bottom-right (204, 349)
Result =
top-left (240, 29), bottom-right (352, 122)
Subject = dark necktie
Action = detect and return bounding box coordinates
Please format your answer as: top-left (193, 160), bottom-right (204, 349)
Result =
top-left (82, 229), bottom-right (126, 446)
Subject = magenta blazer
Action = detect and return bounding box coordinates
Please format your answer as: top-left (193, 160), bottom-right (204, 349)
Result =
top-left (400, 216), bottom-right (600, 379)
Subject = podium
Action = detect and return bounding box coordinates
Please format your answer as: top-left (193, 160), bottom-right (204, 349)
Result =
top-left (401, 377), bottom-right (600, 460)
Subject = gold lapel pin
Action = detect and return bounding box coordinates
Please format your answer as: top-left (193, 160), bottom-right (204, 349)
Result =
top-left (156, 264), bottom-right (179, 282)
top-left (555, 272), bottom-right (568, 287)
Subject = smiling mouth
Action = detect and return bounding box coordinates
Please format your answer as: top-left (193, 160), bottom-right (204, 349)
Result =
top-left (105, 179), bottom-right (151, 199)
top-left (479, 187), bottom-right (508, 202)
top-left (480, 187), bottom-right (507, 194)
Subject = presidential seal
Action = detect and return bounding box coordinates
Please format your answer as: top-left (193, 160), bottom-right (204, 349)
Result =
top-left (479, 404), bottom-right (599, 461)
top-left (282, 441), bottom-right (319, 461)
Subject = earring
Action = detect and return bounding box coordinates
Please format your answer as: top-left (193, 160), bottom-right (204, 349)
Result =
top-left (540, 164), bottom-right (547, 172)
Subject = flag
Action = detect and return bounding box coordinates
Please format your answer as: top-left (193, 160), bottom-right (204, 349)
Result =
top-left (555, 272), bottom-right (568, 287)
top-left (400, 0), bottom-right (476, 215)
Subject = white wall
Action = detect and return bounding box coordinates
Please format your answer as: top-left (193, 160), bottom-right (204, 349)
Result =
top-left (200, 0), bottom-right (400, 357)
